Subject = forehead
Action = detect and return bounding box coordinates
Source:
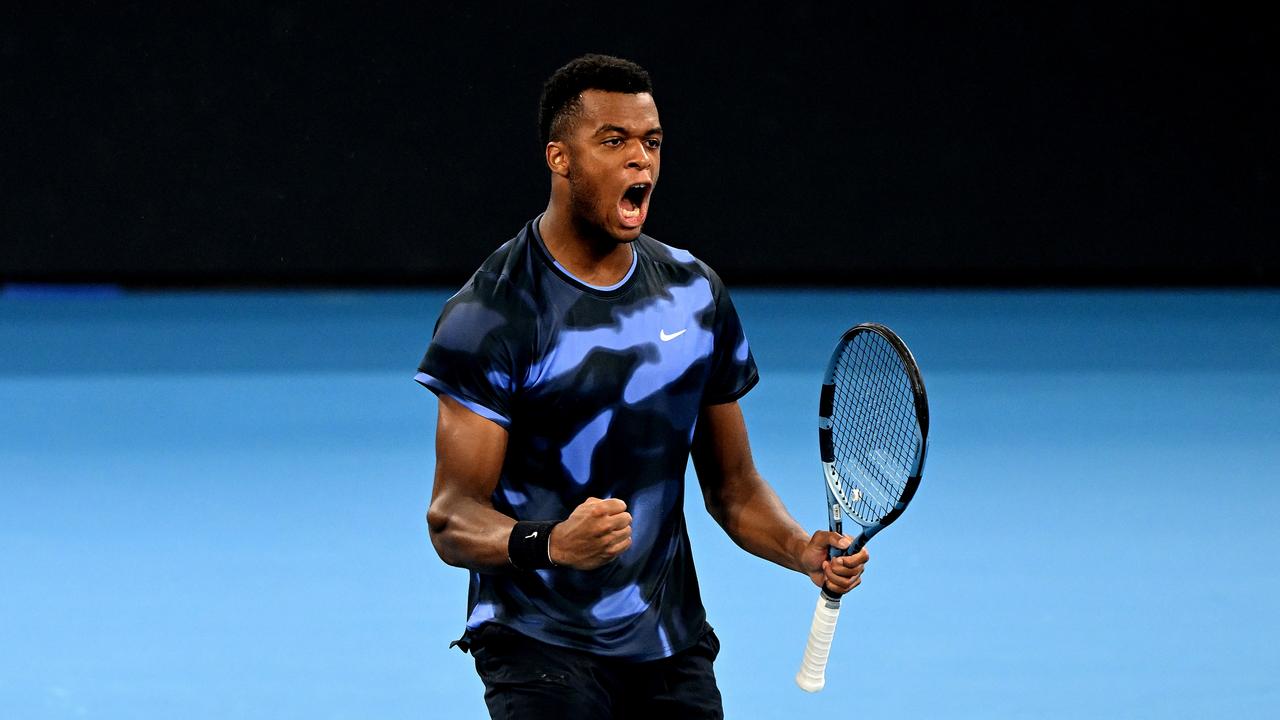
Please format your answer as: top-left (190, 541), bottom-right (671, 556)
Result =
top-left (575, 90), bottom-right (661, 133)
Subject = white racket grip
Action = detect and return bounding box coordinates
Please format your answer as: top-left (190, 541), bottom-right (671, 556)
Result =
top-left (795, 591), bottom-right (843, 692)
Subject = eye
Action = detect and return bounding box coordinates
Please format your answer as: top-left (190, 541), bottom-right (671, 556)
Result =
top-left (603, 137), bottom-right (624, 147)
top-left (645, 138), bottom-right (662, 150)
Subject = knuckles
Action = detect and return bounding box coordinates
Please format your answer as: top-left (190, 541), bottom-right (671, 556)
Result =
top-left (563, 499), bottom-right (635, 567)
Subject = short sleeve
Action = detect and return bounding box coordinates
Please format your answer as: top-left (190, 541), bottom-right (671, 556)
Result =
top-left (415, 274), bottom-right (522, 428)
top-left (701, 270), bottom-right (759, 405)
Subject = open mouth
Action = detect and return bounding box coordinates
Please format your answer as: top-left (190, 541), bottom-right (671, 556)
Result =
top-left (618, 183), bottom-right (651, 228)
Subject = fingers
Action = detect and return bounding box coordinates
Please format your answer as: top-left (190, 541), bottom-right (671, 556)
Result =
top-left (579, 497), bottom-right (630, 532)
top-left (587, 524), bottom-right (632, 566)
top-left (584, 497), bottom-right (628, 515)
top-left (558, 497), bottom-right (633, 570)
top-left (808, 530), bottom-right (854, 553)
top-left (823, 548), bottom-right (869, 595)
top-left (839, 547), bottom-right (869, 566)
top-left (605, 531), bottom-right (633, 555)
top-left (822, 561), bottom-right (862, 593)
top-left (818, 531), bottom-right (859, 553)
top-left (829, 532), bottom-right (853, 552)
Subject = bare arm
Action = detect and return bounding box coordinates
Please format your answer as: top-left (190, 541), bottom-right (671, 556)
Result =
top-left (691, 400), bottom-right (867, 593)
top-left (426, 394), bottom-right (517, 571)
top-left (426, 394), bottom-right (633, 572)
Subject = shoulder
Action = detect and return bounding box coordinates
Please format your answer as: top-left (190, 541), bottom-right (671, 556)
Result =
top-left (434, 229), bottom-right (542, 350)
top-left (636, 233), bottom-right (729, 295)
top-left (442, 226), bottom-right (540, 316)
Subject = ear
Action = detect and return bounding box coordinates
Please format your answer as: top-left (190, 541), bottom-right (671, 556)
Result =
top-left (545, 141), bottom-right (570, 178)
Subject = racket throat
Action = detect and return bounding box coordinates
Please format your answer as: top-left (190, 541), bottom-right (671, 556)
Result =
top-left (824, 479), bottom-right (844, 561)
top-left (824, 464), bottom-right (867, 558)
top-left (827, 499), bottom-right (844, 560)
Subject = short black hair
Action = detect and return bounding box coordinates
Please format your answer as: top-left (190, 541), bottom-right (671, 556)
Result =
top-left (538, 54), bottom-right (653, 146)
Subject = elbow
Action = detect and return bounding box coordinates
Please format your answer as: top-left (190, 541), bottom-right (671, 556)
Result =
top-left (702, 470), bottom-right (760, 532)
top-left (701, 488), bottom-right (729, 528)
top-left (426, 500), bottom-right (463, 568)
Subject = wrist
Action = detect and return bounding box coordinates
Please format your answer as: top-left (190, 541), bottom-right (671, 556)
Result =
top-left (508, 520), bottom-right (561, 571)
top-left (786, 531), bottom-right (812, 573)
top-left (546, 523), bottom-right (560, 567)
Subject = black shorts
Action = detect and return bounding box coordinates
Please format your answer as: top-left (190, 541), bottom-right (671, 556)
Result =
top-left (467, 623), bottom-right (724, 720)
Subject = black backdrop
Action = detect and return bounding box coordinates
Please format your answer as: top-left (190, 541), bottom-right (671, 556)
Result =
top-left (3, 3), bottom-right (1277, 286)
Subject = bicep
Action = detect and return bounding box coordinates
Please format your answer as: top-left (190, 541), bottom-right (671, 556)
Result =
top-left (430, 393), bottom-right (508, 519)
top-left (691, 400), bottom-right (758, 509)
top-left (426, 394), bottom-right (522, 570)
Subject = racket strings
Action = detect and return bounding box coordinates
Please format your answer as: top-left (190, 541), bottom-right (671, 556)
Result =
top-left (829, 332), bottom-right (922, 524)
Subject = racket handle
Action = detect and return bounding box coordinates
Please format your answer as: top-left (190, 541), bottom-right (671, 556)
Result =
top-left (795, 589), bottom-right (843, 692)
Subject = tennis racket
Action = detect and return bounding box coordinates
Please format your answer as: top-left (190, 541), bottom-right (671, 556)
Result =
top-left (795, 322), bottom-right (930, 693)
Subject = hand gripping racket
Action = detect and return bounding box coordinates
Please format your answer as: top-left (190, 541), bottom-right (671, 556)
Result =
top-left (795, 322), bottom-right (930, 693)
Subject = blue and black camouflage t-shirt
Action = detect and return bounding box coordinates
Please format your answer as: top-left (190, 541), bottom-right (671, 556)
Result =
top-left (416, 215), bottom-right (758, 661)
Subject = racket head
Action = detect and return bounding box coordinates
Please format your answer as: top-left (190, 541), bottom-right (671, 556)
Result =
top-left (818, 323), bottom-right (929, 549)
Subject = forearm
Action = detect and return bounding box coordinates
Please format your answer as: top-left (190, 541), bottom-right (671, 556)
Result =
top-left (707, 470), bottom-right (810, 574)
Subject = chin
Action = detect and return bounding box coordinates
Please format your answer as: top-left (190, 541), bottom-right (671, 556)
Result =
top-left (613, 225), bottom-right (643, 243)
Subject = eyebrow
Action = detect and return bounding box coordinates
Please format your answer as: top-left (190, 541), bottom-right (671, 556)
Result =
top-left (593, 124), bottom-right (664, 136)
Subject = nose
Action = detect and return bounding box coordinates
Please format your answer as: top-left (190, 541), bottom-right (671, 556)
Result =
top-left (626, 141), bottom-right (652, 171)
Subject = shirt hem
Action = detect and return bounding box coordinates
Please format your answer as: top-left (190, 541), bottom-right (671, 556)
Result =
top-left (465, 616), bottom-right (711, 663)
top-left (414, 372), bottom-right (512, 429)
top-left (702, 369), bottom-right (761, 406)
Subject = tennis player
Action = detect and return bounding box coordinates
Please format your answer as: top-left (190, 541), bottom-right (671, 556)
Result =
top-left (416, 54), bottom-right (869, 719)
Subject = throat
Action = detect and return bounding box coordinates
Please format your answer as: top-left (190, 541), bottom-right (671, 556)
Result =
top-left (539, 213), bottom-right (635, 287)
top-left (556, 243), bottom-right (634, 287)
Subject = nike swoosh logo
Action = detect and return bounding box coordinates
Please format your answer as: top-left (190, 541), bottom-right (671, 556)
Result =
top-left (659, 329), bottom-right (687, 342)
top-left (525, 531), bottom-right (538, 539)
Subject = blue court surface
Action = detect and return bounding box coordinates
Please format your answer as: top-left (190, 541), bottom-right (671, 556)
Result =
top-left (2, 288), bottom-right (1277, 718)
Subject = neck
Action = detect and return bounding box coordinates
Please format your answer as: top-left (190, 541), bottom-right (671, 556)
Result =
top-left (539, 203), bottom-right (634, 287)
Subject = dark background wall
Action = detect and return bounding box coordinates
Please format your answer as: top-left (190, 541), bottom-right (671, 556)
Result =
top-left (3, 3), bottom-right (1277, 287)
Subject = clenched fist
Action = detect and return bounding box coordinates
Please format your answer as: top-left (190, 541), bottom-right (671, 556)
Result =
top-left (548, 497), bottom-right (632, 570)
